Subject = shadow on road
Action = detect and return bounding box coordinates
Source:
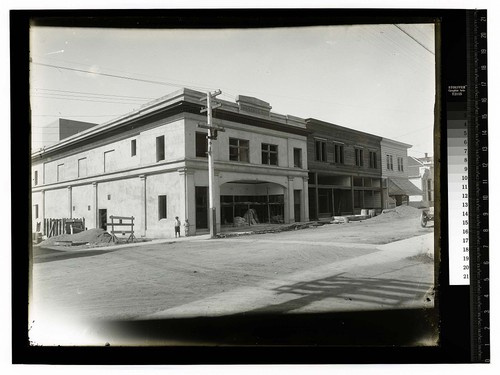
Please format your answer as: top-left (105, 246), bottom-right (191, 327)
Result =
top-left (245, 273), bottom-right (433, 314)
top-left (32, 246), bottom-right (118, 264)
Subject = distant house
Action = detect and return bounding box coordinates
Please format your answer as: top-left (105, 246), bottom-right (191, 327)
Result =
top-left (408, 153), bottom-right (434, 207)
top-left (380, 138), bottom-right (422, 208)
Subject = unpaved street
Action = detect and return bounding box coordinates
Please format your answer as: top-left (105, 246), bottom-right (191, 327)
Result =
top-left (29, 211), bottom-right (435, 346)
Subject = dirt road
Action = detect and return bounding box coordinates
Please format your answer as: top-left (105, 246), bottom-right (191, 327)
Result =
top-left (29, 211), bottom-right (435, 346)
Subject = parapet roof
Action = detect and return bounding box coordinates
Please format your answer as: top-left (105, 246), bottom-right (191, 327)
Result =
top-left (31, 87), bottom-right (307, 159)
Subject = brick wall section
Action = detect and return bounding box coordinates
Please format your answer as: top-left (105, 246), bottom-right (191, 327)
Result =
top-left (306, 119), bottom-right (382, 179)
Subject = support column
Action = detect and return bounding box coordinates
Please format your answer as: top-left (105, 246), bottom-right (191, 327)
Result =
top-left (351, 176), bottom-right (355, 215)
top-left (140, 175), bottom-right (147, 237)
top-left (287, 176), bottom-right (295, 224)
top-left (214, 171), bottom-right (221, 233)
top-left (93, 182), bottom-right (98, 228)
top-left (67, 186), bottom-right (72, 219)
top-left (331, 188), bottom-right (335, 216)
top-left (314, 173), bottom-right (319, 220)
top-left (380, 177), bottom-right (385, 209)
top-left (41, 189), bottom-right (45, 234)
top-left (302, 176), bottom-right (309, 222)
top-left (178, 168), bottom-right (196, 235)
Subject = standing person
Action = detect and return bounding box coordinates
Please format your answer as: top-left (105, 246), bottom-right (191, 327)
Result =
top-left (174, 216), bottom-right (181, 238)
top-left (184, 219), bottom-right (190, 237)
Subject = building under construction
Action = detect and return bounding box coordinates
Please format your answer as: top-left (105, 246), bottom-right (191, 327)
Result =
top-left (31, 88), bottom-right (310, 238)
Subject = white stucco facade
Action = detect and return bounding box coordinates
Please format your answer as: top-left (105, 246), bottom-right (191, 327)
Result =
top-left (31, 88), bottom-right (309, 238)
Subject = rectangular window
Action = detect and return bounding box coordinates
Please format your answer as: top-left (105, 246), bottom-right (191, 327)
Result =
top-left (57, 164), bottom-right (64, 181)
top-left (293, 148), bottom-right (302, 168)
top-left (386, 155), bottom-right (393, 171)
top-left (158, 195), bottom-right (167, 220)
top-left (334, 144), bottom-right (344, 164)
top-left (131, 139), bottom-right (137, 156)
top-left (397, 157), bottom-right (404, 172)
top-left (196, 132), bottom-right (208, 158)
top-left (104, 150), bottom-right (115, 173)
top-left (262, 143), bottom-right (278, 165)
top-left (34, 204), bottom-right (39, 219)
top-left (369, 151), bottom-right (377, 169)
top-left (355, 148), bottom-right (364, 167)
top-left (34, 170), bottom-right (38, 186)
top-left (78, 158), bottom-right (87, 178)
top-left (156, 135), bottom-right (165, 162)
top-left (315, 139), bottom-right (327, 162)
top-left (229, 138), bottom-right (249, 162)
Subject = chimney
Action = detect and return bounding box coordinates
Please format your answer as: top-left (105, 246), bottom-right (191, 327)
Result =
top-left (424, 152), bottom-right (428, 158)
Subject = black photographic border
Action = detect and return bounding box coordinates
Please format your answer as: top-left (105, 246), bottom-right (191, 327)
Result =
top-left (11, 8), bottom-right (480, 364)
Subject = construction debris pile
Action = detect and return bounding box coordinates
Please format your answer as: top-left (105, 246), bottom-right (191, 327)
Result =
top-left (37, 228), bottom-right (115, 247)
top-left (270, 215), bottom-right (284, 224)
top-left (244, 209), bottom-right (260, 225)
top-left (233, 216), bottom-right (247, 226)
top-left (371, 205), bottom-right (422, 223)
top-left (233, 209), bottom-right (261, 226)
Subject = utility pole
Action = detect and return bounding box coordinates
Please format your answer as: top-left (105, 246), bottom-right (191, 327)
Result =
top-left (199, 90), bottom-right (225, 238)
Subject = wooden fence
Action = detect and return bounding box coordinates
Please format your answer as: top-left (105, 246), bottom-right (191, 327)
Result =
top-left (107, 215), bottom-right (136, 243)
top-left (44, 218), bottom-right (86, 238)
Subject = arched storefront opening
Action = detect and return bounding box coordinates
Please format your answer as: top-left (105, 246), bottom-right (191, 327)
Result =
top-left (220, 180), bottom-right (286, 227)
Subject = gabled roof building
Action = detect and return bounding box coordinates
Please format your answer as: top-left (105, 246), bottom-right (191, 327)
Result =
top-left (408, 153), bottom-right (434, 207)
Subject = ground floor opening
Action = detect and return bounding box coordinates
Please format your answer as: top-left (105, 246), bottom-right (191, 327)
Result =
top-left (221, 194), bottom-right (285, 226)
top-left (308, 172), bottom-right (383, 220)
top-left (218, 180), bottom-right (291, 227)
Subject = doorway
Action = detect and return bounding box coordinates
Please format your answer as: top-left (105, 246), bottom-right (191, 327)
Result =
top-left (195, 186), bottom-right (208, 229)
top-left (98, 209), bottom-right (107, 230)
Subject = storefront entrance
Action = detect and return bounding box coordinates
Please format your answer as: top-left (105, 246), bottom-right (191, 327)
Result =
top-left (220, 181), bottom-right (286, 226)
top-left (221, 194), bottom-right (285, 225)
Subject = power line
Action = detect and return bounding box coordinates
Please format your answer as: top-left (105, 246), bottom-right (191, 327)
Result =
top-left (33, 92), bottom-right (147, 103)
top-left (32, 114), bottom-right (120, 118)
top-left (32, 62), bottom-right (215, 91)
top-left (393, 24), bottom-right (435, 55)
top-left (32, 94), bottom-right (145, 106)
top-left (31, 59), bottom-right (431, 118)
top-left (392, 125), bottom-right (434, 140)
top-left (32, 88), bottom-right (156, 100)
top-left (31, 113), bottom-right (123, 118)
top-left (33, 54), bottom-right (219, 92)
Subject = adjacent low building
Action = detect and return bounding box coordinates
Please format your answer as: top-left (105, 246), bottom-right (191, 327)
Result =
top-left (31, 88), bottom-right (310, 238)
top-left (306, 119), bottom-right (383, 219)
top-left (380, 138), bottom-right (423, 208)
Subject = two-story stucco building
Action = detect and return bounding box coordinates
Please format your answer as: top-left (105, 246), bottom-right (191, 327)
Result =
top-left (306, 119), bottom-right (383, 219)
top-left (31, 88), bottom-right (309, 238)
top-left (380, 138), bottom-right (423, 208)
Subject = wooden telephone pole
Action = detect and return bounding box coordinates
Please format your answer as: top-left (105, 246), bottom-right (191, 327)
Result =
top-left (199, 90), bottom-right (225, 238)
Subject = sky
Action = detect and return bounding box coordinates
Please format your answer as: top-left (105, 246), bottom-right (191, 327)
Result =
top-left (30, 23), bottom-right (435, 157)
